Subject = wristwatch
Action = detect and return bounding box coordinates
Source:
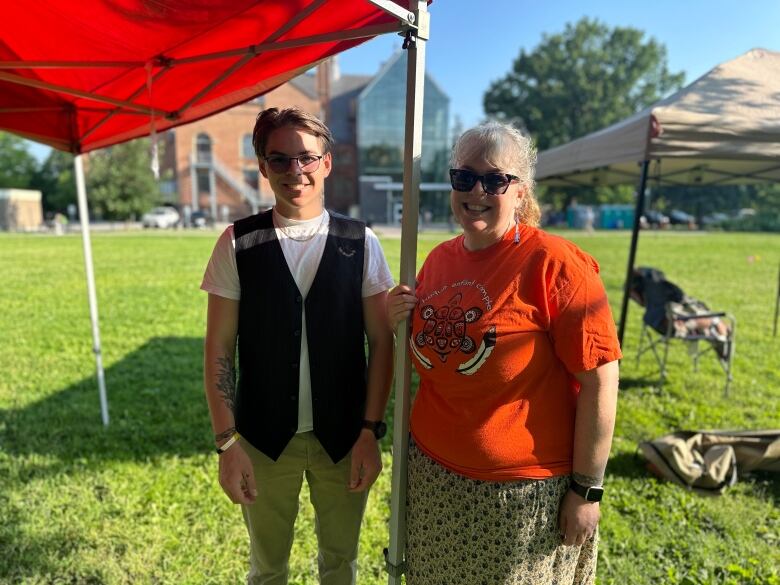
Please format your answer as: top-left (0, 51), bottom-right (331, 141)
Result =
top-left (569, 480), bottom-right (604, 502)
top-left (362, 419), bottom-right (387, 440)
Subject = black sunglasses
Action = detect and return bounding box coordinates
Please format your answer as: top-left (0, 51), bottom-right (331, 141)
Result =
top-left (263, 153), bottom-right (324, 173)
top-left (449, 168), bottom-right (519, 196)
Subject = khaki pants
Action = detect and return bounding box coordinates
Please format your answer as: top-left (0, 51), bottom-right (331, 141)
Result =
top-left (241, 432), bottom-right (368, 585)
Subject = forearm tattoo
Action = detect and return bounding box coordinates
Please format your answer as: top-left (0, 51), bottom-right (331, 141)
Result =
top-left (572, 471), bottom-right (603, 487)
top-left (216, 355), bottom-right (237, 413)
top-left (214, 426), bottom-right (236, 444)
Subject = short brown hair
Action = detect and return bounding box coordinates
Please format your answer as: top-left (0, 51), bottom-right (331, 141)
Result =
top-left (252, 107), bottom-right (334, 158)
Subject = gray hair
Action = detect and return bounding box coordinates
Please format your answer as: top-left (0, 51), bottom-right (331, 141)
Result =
top-left (450, 121), bottom-right (541, 226)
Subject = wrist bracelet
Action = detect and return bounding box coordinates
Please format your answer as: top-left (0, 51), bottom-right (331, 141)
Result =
top-left (216, 432), bottom-right (240, 454)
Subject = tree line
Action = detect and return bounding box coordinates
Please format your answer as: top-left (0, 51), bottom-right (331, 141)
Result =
top-left (482, 17), bottom-right (780, 223)
top-left (0, 133), bottom-right (163, 220)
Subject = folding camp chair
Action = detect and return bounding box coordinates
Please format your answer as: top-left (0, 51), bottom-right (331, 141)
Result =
top-left (630, 267), bottom-right (736, 395)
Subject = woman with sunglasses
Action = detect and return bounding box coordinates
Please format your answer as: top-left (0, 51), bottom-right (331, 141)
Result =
top-left (388, 121), bottom-right (622, 584)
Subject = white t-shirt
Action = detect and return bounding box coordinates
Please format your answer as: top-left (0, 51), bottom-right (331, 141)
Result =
top-left (201, 209), bottom-right (394, 433)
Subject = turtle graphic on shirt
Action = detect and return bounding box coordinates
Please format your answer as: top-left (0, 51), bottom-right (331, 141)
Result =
top-left (411, 293), bottom-right (496, 375)
top-left (416, 293), bottom-right (481, 361)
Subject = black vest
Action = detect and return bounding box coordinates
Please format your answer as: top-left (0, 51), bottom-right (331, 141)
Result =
top-left (233, 210), bottom-right (367, 463)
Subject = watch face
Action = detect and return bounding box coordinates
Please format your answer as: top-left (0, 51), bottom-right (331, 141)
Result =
top-left (585, 486), bottom-right (604, 502)
top-left (571, 481), bottom-right (604, 502)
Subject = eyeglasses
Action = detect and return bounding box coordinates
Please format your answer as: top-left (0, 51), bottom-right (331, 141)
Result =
top-left (449, 168), bottom-right (519, 196)
top-left (263, 154), bottom-right (324, 174)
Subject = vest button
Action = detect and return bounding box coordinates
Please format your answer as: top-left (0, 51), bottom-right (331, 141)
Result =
top-left (296, 295), bottom-right (302, 303)
top-left (291, 362), bottom-right (298, 369)
top-left (290, 394), bottom-right (297, 401)
top-left (294, 330), bottom-right (301, 337)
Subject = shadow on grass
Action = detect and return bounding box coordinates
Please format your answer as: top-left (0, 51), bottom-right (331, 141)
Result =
top-left (619, 376), bottom-right (661, 391)
top-left (607, 450), bottom-right (649, 481)
top-left (1, 337), bottom-right (210, 463)
top-left (749, 471), bottom-right (780, 506)
top-left (1, 335), bottom-right (398, 463)
top-left (0, 336), bottom-right (401, 582)
top-left (607, 450), bottom-right (780, 507)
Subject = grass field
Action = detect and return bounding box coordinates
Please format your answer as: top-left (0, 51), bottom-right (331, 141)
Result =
top-left (0, 228), bottom-right (778, 585)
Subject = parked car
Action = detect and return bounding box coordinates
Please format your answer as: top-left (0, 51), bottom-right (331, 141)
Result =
top-left (189, 210), bottom-right (210, 228)
top-left (142, 206), bottom-right (180, 228)
top-left (641, 210), bottom-right (669, 228)
top-left (701, 212), bottom-right (730, 227)
top-left (668, 209), bottom-right (695, 226)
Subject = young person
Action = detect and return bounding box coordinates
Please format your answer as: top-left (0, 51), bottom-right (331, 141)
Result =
top-left (201, 107), bottom-right (394, 585)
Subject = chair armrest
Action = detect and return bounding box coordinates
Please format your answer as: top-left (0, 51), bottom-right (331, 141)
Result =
top-left (670, 312), bottom-right (727, 321)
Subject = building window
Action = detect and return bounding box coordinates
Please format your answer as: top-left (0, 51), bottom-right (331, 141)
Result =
top-left (196, 133), bottom-right (212, 163)
top-left (243, 168), bottom-right (259, 190)
top-left (356, 52), bottom-right (450, 183)
top-left (159, 180), bottom-right (177, 195)
top-left (242, 134), bottom-right (255, 159)
top-left (197, 169), bottom-right (210, 193)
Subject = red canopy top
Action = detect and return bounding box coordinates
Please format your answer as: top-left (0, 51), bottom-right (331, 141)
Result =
top-left (0, 0), bottom-right (413, 153)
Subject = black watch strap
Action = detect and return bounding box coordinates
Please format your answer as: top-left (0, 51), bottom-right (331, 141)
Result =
top-left (362, 419), bottom-right (387, 440)
top-left (569, 480), bottom-right (604, 502)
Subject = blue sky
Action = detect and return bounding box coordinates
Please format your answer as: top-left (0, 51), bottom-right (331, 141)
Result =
top-left (24, 0), bottom-right (780, 160)
top-left (339, 0), bottom-right (780, 128)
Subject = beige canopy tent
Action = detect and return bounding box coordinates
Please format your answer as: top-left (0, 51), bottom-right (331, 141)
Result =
top-left (535, 48), bottom-right (780, 342)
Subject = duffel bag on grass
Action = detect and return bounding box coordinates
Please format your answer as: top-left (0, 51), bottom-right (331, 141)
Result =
top-left (638, 430), bottom-right (780, 495)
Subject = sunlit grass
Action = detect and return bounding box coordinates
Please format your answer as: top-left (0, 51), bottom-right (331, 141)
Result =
top-left (1, 228), bottom-right (778, 584)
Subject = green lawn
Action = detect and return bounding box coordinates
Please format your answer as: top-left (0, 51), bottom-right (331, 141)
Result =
top-left (0, 228), bottom-right (778, 585)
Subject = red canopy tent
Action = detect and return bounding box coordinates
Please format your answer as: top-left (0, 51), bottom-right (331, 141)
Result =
top-left (1, 1), bottom-right (426, 580)
top-left (1, 0), bottom-right (418, 152)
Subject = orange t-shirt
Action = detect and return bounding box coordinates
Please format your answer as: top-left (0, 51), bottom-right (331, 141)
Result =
top-left (409, 225), bottom-right (622, 481)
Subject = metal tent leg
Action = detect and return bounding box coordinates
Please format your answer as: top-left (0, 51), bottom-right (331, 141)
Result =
top-left (74, 154), bottom-right (109, 426)
top-left (384, 1), bottom-right (429, 583)
top-left (617, 160), bottom-right (650, 346)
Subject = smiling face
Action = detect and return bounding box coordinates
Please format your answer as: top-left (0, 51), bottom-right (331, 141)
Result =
top-left (259, 126), bottom-right (332, 220)
top-left (450, 152), bottom-right (524, 251)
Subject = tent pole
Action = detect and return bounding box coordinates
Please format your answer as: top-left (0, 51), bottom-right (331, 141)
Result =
top-left (385, 2), bottom-right (428, 583)
top-left (617, 159), bottom-right (650, 346)
top-left (74, 155), bottom-right (109, 426)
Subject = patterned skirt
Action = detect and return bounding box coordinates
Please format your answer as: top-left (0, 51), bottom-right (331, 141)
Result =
top-left (406, 441), bottom-right (597, 585)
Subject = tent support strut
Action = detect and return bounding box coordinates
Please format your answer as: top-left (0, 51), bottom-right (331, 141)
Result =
top-left (385, 2), bottom-right (428, 584)
top-left (617, 159), bottom-right (650, 346)
top-left (74, 155), bottom-right (109, 426)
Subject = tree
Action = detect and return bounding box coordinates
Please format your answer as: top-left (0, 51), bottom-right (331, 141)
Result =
top-left (0, 133), bottom-right (39, 189)
top-left (484, 18), bottom-right (685, 152)
top-left (32, 149), bottom-right (75, 213)
top-left (86, 138), bottom-right (162, 220)
top-left (656, 183), bottom-right (780, 222)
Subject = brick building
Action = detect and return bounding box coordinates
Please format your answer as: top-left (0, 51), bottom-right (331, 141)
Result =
top-left (160, 69), bottom-right (325, 222)
top-left (159, 54), bottom-right (449, 222)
